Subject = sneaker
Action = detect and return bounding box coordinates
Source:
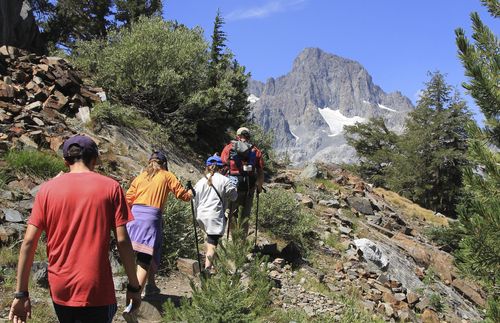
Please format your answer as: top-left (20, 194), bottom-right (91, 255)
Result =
top-left (144, 284), bottom-right (161, 297)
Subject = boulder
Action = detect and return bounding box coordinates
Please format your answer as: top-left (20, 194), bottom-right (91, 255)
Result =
top-left (176, 258), bottom-right (200, 276)
top-left (392, 232), bottom-right (455, 282)
top-left (2, 208), bottom-right (23, 222)
top-left (318, 199), bottom-right (341, 208)
top-left (353, 238), bottom-right (389, 269)
top-left (273, 173), bottom-right (294, 185)
top-left (43, 90), bottom-right (68, 110)
top-left (25, 101), bottom-right (42, 111)
top-left (32, 261), bottom-right (49, 288)
top-left (280, 241), bottom-right (302, 264)
top-left (0, 225), bottom-right (18, 244)
top-left (347, 196), bottom-right (374, 215)
top-left (451, 278), bottom-right (486, 307)
top-left (0, 81), bottom-right (15, 98)
top-left (300, 196), bottom-right (314, 208)
top-left (421, 309), bottom-right (440, 323)
top-left (113, 276), bottom-right (128, 291)
top-left (406, 291), bottom-right (420, 305)
top-left (299, 163), bottom-right (319, 179)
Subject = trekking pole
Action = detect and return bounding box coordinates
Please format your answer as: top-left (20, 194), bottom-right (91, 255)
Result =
top-left (254, 186), bottom-right (266, 249)
top-left (186, 181), bottom-right (202, 274)
top-left (227, 202), bottom-right (233, 239)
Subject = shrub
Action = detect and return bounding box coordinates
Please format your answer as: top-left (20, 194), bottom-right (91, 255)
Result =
top-left (6, 150), bottom-right (66, 179)
top-left (72, 17), bottom-right (249, 151)
top-left (159, 196), bottom-right (199, 273)
top-left (429, 293), bottom-right (444, 313)
top-left (164, 227), bottom-right (272, 322)
top-left (257, 188), bottom-right (316, 246)
top-left (90, 101), bottom-right (152, 130)
top-left (424, 221), bottom-right (464, 252)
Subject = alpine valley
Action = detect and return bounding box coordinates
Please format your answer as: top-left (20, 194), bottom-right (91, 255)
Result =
top-left (248, 47), bottom-right (414, 164)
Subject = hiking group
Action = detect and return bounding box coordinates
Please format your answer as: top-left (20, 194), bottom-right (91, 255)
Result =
top-left (8, 127), bottom-right (264, 323)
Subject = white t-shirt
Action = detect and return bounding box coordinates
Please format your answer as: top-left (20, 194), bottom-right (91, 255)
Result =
top-left (193, 172), bottom-right (238, 235)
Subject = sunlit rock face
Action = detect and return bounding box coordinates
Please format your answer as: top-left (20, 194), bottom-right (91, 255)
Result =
top-left (248, 48), bottom-right (413, 164)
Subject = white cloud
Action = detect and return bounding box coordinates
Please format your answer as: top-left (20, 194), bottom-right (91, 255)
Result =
top-left (226, 0), bottom-right (307, 21)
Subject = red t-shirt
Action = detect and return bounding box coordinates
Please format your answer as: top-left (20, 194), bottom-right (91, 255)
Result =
top-left (28, 172), bottom-right (133, 307)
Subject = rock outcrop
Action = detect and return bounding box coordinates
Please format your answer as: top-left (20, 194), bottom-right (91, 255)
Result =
top-left (0, 46), bottom-right (105, 153)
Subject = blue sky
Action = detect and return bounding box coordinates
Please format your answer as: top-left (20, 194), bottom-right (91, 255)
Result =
top-left (164, 0), bottom-right (498, 122)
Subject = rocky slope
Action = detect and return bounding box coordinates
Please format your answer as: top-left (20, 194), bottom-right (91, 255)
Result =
top-left (261, 164), bottom-right (485, 322)
top-left (0, 47), bottom-right (485, 322)
top-left (248, 48), bottom-right (414, 164)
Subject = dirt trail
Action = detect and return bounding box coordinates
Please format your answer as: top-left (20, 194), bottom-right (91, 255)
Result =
top-left (114, 271), bottom-right (194, 323)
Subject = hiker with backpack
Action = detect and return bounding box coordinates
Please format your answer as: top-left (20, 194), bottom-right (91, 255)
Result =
top-left (221, 127), bottom-right (265, 238)
top-left (192, 155), bottom-right (238, 273)
top-left (9, 135), bottom-right (141, 323)
top-left (125, 151), bottom-right (192, 301)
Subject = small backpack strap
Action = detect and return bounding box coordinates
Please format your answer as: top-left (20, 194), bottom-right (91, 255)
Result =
top-left (205, 175), bottom-right (223, 203)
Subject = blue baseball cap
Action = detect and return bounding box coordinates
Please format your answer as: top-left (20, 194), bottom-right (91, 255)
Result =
top-left (150, 150), bottom-right (168, 164)
top-left (206, 155), bottom-right (224, 166)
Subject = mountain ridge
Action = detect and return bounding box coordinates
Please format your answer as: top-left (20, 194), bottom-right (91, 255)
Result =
top-left (248, 47), bottom-right (414, 164)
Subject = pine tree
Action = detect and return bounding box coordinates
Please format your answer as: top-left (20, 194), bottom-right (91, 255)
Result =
top-left (164, 227), bottom-right (272, 322)
top-left (209, 9), bottom-right (228, 87)
top-left (388, 72), bottom-right (471, 216)
top-left (115, 0), bottom-right (163, 27)
top-left (455, 1), bottom-right (499, 320)
top-left (344, 117), bottom-right (398, 186)
top-left (46, 0), bottom-right (113, 48)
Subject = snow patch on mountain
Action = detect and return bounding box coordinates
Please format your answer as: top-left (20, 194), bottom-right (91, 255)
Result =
top-left (378, 103), bottom-right (397, 112)
top-left (247, 94), bottom-right (260, 103)
top-left (318, 107), bottom-right (367, 136)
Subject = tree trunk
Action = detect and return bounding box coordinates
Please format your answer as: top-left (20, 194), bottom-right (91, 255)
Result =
top-left (0, 0), bottom-right (44, 53)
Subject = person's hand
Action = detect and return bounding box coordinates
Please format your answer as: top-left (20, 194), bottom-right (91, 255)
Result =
top-left (9, 297), bottom-right (31, 323)
top-left (257, 184), bottom-right (263, 194)
top-left (126, 290), bottom-right (141, 312)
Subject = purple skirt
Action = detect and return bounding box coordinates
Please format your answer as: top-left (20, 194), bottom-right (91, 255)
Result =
top-left (126, 205), bottom-right (163, 270)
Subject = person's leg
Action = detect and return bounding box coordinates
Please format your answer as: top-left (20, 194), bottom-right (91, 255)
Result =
top-left (136, 252), bottom-right (152, 292)
top-left (241, 189), bottom-right (255, 237)
top-left (53, 303), bottom-right (117, 323)
top-left (80, 304), bottom-right (117, 323)
top-left (205, 235), bottom-right (220, 269)
top-left (230, 191), bottom-right (245, 239)
top-left (53, 302), bottom-right (75, 323)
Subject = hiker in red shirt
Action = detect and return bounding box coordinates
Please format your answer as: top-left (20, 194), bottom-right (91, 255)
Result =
top-left (9, 135), bottom-right (141, 323)
top-left (221, 127), bottom-right (265, 237)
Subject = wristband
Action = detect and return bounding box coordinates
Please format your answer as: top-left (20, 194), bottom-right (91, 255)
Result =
top-left (126, 283), bottom-right (141, 293)
top-left (14, 291), bottom-right (29, 299)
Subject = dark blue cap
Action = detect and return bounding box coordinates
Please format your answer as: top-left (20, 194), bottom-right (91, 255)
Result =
top-left (63, 135), bottom-right (99, 158)
top-left (150, 150), bottom-right (168, 164)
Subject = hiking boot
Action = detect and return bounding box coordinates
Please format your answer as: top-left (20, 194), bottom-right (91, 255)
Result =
top-left (144, 284), bottom-right (161, 297)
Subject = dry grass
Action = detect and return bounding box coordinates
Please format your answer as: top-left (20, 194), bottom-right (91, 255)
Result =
top-left (374, 188), bottom-right (448, 226)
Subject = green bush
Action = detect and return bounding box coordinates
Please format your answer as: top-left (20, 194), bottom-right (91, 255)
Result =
top-left (429, 293), bottom-right (444, 313)
top-left (6, 150), bottom-right (66, 179)
top-left (258, 188), bottom-right (316, 246)
top-left (164, 228), bottom-right (272, 322)
top-left (159, 196), bottom-right (199, 273)
top-left (424, 221), bottom-right (464, 252)
top-left (72, 17), bottom-right (249, 150)
top-left (90, 101), bottom-right (152, 130)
